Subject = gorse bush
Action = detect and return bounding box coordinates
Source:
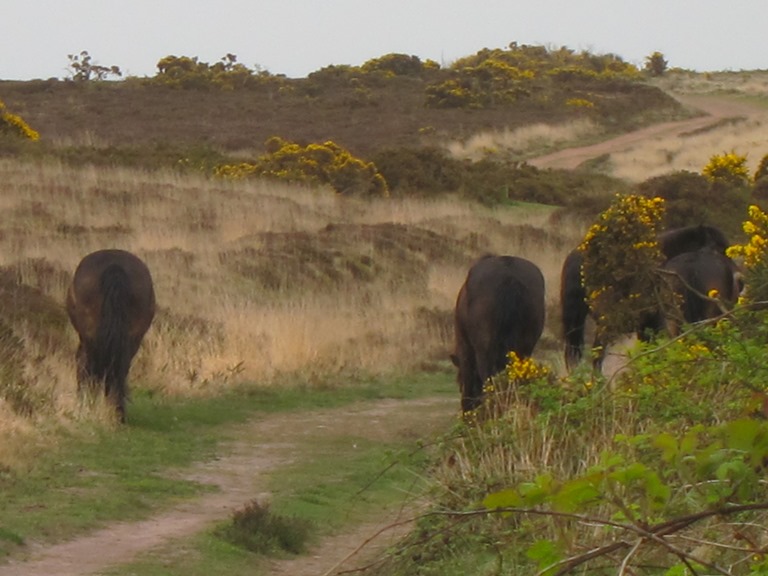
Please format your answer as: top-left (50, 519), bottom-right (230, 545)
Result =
top-left (151, 53), bottom-right (279, 90)
top-left (702, 150), bottom-right (751, 185)
top-left (425, 60), bottom-right (535, 109)
top-left (215, 137), bottom-right (389, 196)
top-left (0, 99), bottom-right (40, 141)
top-left (579, 194), bottom-right (668, 351)
top-left (425, 42), bottom-right (640, 110)
top-left (636, 170), bottom-right (749, 239)
top-left (360, 53), bottom-right (439, 77)
top-left (727, 204), bottom-right (768, 302)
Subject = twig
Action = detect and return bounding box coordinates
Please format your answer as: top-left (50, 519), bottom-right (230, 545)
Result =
top-left (618, 539), bottom-right (643, 576)
top-left (319, 516), bottom-right (417, 576)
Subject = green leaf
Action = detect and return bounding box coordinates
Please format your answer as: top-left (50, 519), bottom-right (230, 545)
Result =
top-left (644, 470), bottom-right (671, 507)
top-left (608, 462), bottom-right (648, 485)
top-left (482, 488), bottom-right (521, 510)
top-left (518, 482), bottom-right (551, 507)
top-left (526, 539), bottom-right (562, 573)
top-left (552, 477), bottom-right (601, 513)
top-left (664, 564), bottom-right (688, 576)
top-left (653, 432), bottom-right (678, 461)
top-left (724, 419), bottom-right (762, 451)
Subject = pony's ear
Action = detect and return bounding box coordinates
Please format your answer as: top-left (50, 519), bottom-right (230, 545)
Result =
top-left (450, 353), bottom-right (460, 367)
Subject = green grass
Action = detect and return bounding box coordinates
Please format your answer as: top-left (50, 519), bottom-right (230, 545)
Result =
top-left (0, 370), bottom-right (454, 561)
top-left (97, 373), bottom-right (453, 576)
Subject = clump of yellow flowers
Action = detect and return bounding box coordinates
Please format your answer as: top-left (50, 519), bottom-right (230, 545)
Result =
top-left (506, 351), bottom-right (550, 382)
top-left (702, 151), bottom-right (750, 185)
top-left (727, 205), bottom-right (768, 270)
top-left (580, 194), bottom-right (667, 348)
top-left (0, 99), bottom-right (40, 141)
top-left (727, 204), bottom-right (768, 302)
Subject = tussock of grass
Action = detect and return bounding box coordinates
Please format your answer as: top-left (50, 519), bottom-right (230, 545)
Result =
top-left (215, 500), bottom-right (312, 555)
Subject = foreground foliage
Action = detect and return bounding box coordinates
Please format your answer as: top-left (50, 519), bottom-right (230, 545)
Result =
top-left (377, 203), bottom-right (768, 575)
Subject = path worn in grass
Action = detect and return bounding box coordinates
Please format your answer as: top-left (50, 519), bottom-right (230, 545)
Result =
top-left (0, 396), bottom-right (455, 576)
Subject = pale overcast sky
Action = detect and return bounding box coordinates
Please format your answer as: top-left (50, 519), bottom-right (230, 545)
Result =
top-left (2, 1), bottom-right (766, 81)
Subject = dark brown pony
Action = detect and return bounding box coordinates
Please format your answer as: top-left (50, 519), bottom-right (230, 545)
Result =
top-left (657, 248), bottom-right (743, 334)
top-left (66, 249), bottom-right (155, 422)
top-left (560, 224), bottom-right (730, 370)
top-left (451, 255), bottom-right (545, 412)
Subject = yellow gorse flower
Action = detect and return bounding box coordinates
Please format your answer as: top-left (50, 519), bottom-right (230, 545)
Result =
top-left (506, 351), bottom-right (549, 381)
top-left (728, 204), bottom-right (768, 270)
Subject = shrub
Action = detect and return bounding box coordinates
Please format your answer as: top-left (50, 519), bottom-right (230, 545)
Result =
top-left (0, 99), bottom-right (40, 141)
top-left (580, 194), bottom-right (668, 350)
top-left (637, 170), bottom-right (749, 239)
top-left (753, 176), bottom-right (768, 208)
top-left (215, 500), bottom-right (312, 555)
top-left (215, 137), bottom-right (389, 196)
top-left (372, 147), bottom-right (463, 196)
top-left (702, 151), bottom-right (751, 185)
top-left (727, 204), bottom-right (768, 302)
top-left (66, 50), bottom-right (122, 82)
top-left (644, 51), bottom-right (668, 76)
top-left (151, 54), bottom-right (278, 90)
top-left (754, 152), bottom-right (768, 182)
top-left (360, 53), bottom-right (433, 77)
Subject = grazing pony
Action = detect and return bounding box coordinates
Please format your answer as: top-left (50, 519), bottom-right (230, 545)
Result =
top-left (560, 224), bottom-right (730, 370)
top-left (451, 255), bottom-right (545, 412)
top-left (66, 249), bottom-right (155, 422)
top-left (658, 248), bottom-right (743, 335)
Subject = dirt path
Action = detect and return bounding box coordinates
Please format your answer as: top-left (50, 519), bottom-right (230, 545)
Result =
top-left (0, 396), bottom-right (456, 576)
top-left (528, 94), bottom-right (762, 171)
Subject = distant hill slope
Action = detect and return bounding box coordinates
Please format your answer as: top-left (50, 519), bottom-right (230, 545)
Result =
top-left (0, 73), bottom-right (684, 159)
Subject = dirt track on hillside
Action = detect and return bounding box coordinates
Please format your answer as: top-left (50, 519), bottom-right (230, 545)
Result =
top-left (0, 396), bottom-right (455, 576)
top-left (528, 94), bottom-right (762, 170)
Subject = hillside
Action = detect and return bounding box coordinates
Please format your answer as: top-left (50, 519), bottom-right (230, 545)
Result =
top-left (0, 47), bottom-right (686, 162)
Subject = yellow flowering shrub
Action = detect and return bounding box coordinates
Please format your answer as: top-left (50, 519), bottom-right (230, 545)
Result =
top-left (702, 151), bottom-right (750, 185)
top-left (470, 351), bottom-right (553, 422)
top-left (214, 137), bottom-right (389, 196)
top-left (727, 204), bottom-right (768, 302)
top-left (0, 99), bottom-right (40, 141)
top-left (580, 194), bottom-right (668, 352)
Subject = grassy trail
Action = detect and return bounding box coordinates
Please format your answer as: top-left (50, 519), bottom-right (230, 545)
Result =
top-left (0, 377), bottom-right (456, 576)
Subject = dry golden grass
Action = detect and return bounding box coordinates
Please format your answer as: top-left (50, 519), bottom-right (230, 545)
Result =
top-left (607, 112), bottom-right (768, 182)
top-left (446, 119), bottom-right (600, 162)
top-left (0, 157), bottom-right (580, 452)
top-left (603, 71), bottom-right (768, 181)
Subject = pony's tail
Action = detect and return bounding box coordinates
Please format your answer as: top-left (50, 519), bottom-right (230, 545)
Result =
top-left (94, 264), bottom-right (131, 420)
top-left (562, 300), bottom-right (588, 370)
